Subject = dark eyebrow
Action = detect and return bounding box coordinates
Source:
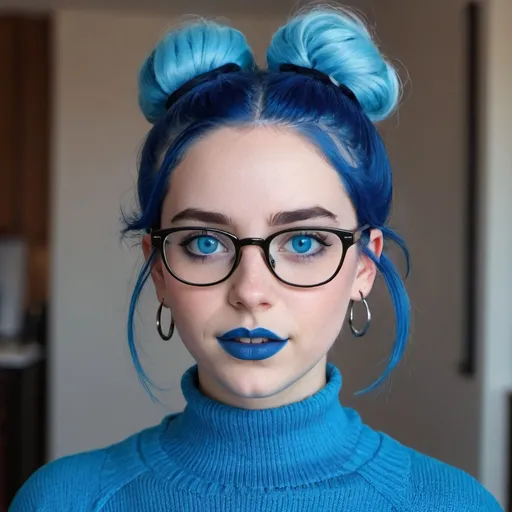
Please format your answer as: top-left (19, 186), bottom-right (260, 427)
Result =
top-left (268, 206), bottom-right (338, 226)
top-left (171, 208), bottom-right (234, 225)
top-left (171, 206), bottom-right (338, 227)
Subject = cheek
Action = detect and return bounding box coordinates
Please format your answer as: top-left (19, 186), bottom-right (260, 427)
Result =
top-left (163, 275), bottom-right (222, 336)
top-left (296, 273), bottom-right (351, 324)
top-left (293, 250), bottom-right (358, 333)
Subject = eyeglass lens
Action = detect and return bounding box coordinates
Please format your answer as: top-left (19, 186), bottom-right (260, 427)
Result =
top-left (162, 229), bottom-right (345, 286)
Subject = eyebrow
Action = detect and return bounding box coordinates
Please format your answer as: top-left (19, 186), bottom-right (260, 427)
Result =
top-left (170, 206), bottom-right (338, 227)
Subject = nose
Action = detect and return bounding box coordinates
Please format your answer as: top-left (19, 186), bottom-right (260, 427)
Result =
top-left (227, 245), bottom-right (276, 312)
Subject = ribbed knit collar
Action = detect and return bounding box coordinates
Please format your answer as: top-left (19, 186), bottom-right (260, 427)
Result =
top-left (156, 363), bottom-right (381, 489)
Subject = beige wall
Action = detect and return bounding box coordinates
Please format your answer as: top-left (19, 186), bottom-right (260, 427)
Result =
top-left (50, 9), bottom-right (281, 458)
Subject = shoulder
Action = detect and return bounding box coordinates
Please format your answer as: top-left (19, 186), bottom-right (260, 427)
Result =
top-left (9, 419), bottom-right (169, 512)
top-left (406, 446), bottom-right (503, 511)
top-left (9, 448), bottom-right (108, 511)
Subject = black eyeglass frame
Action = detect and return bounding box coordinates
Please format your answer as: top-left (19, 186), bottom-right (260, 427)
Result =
top-left (150, 225), bottom-right (370, 288)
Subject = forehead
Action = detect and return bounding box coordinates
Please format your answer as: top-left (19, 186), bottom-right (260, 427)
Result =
top-left (163, 126), bottom-right (357, 230)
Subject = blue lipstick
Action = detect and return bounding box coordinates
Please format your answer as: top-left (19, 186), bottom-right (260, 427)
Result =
top-left (217, 327), bottom-right (288, 361)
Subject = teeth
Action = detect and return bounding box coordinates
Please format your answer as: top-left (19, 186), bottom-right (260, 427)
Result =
top-left (236, 337), bottom-right (268, 344)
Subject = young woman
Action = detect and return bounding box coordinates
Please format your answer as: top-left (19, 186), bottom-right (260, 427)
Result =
top-left (10, 6), bottom-right (502, 511)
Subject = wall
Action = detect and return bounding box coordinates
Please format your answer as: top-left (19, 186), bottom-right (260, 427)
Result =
top-left (334, 0), bottom-right (481, 478)
top-left (50, 9), bottom-right (281, 458)
top-left (479, 0), bottom-right (512, 503)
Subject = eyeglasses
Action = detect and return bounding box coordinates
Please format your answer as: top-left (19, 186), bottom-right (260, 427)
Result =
top-left (150, 225), bottom-right (369, 288)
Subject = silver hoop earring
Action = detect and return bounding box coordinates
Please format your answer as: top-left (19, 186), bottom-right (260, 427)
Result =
top-left (156, 300), bottom-right (174, 341)
top-left (349, 291), bottom-right (371, 337)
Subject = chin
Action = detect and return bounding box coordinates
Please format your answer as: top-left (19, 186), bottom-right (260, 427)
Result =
top-left (231, 379), bottom-right (284, 400)
top-left (195, 346), bottom-right (327, 408)
top-left (217, 363), bottom-right (298, 402)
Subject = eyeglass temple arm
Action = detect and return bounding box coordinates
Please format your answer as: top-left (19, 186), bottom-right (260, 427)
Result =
top-left (354, 224), bottom-right (371, 243)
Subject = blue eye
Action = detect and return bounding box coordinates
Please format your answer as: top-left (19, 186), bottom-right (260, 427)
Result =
top-left (177, 230), bottom-right (234, 262)
top-left (191, 236), bottom-right (220, 255)
top-left (287, 235), bottom-right (317, 254)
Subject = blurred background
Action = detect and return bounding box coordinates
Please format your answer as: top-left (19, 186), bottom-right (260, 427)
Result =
top-left (0, 0), bottom-right (510, 509)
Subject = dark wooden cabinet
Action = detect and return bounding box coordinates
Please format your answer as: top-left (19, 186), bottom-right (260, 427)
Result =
top-left (0, 359), bottom-right (46, 510)
top-left (0, 15), bottom-right (51, 242)
top-left (19, 17), bottom-right (51, 243)
top-left (0, 18), bottom-right (19, 235)
top-left (0, 14), bottom-right (51, 511)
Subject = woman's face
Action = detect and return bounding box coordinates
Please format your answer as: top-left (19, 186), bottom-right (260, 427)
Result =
top-left (143, 126), bottom-right (381, 408)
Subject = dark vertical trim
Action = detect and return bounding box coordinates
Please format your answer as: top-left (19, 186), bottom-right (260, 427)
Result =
top-left (460, 2), bottom-right (479, 376)
top-left (508, 393), bottom-right (512, 511)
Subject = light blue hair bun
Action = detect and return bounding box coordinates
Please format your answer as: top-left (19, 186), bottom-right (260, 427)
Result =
top-left (138, 21), bottom-right (255, 124)
top-left (267, 8), bottom-right (401, 122)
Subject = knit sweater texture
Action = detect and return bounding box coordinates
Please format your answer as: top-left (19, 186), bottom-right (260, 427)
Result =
top-left (10, 363), bottom-right (503, 511)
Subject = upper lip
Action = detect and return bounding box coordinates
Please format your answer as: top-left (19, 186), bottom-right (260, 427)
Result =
top-left (218, 327), bottom-right (288, 341)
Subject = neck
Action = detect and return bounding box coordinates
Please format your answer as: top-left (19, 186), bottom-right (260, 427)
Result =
top-left (197, 357), bottom-right (328, 409)
top-left (156, 362), bottom-right (380, 489)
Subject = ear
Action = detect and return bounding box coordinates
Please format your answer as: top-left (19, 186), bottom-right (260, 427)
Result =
top-left (350, 228), bottom-right (383, 301)
top-left (142, 233), bottom-right (168, 304)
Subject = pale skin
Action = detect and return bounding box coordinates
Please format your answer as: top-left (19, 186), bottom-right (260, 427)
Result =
top-left (142, 125), bottom-right (383, 410)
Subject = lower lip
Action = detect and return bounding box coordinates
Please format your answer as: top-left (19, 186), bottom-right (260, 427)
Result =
top-left (217, 339), bottom-right (288, 360)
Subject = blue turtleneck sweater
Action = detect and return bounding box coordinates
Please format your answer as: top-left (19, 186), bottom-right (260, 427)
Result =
top-left (10, 364), bottom-right (502, 511)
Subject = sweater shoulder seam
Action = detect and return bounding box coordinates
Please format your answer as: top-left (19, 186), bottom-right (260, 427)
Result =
top-left (355, 470), bottom-right (410, 511)
top-left (90, 432), bottom-right (152, 511)
top-left (354, 434), bottom-right (411, 511)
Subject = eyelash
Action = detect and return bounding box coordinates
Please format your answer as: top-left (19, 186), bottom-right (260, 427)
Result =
top-left (178, 230), bottom-right (331, 262)
top-left (178, 231), bottom-right (230, 263)
top-left (284, 232), bottom-right (330, 261)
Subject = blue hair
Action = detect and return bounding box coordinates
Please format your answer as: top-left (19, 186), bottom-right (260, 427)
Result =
top-left (123, 7), bottom-right (410, 400)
